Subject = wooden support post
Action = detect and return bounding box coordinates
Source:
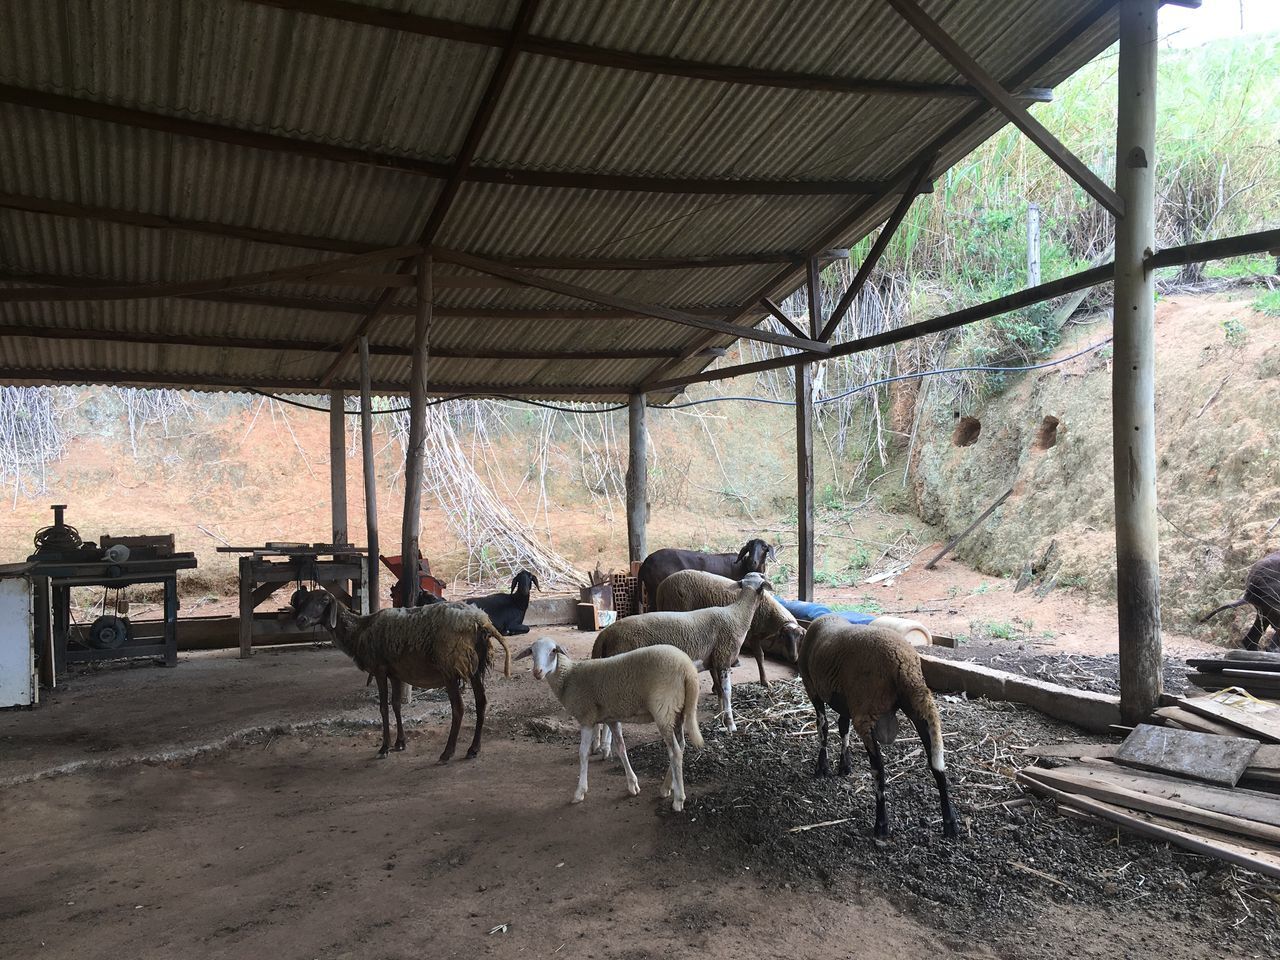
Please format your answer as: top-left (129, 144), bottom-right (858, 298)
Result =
top-left (1114, 0), bottom-right (1162, 724)
top-left (806, 256), bottom-right (823, 338)
top-left (329, 389), bottom-right (348, 546)
top-left (358, 336), bottom-right (380, 612)
top-left (1027, 203), bottom-right (1041, 288)
top-left (400, 254), bottom-right (432, 609)
top-left (626, 393), bottom-right (649, 563)
top-left (795, 362), bottom-right (815, 602)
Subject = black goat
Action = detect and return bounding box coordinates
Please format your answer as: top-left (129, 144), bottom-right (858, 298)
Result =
top-left (638, 538), bottom-right (775, 612)
top-left (465, 570), bottom-right (540, 635)
top-left (1201, 550), bottom-right (1280, 651)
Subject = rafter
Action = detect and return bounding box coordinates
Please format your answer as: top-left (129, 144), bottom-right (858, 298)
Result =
top-left (245, 0), bottom-right (1054, 102)
top-left (759, 297), bottom-right (809, 341)
top-left (886, 0), bottom-right (1123, 217)
top-left (0, 84), bottom-right (891, 198)
top-left (817, 152), bottom-right (935, 341)
top-left (432, 247), bottom-right (831, 354)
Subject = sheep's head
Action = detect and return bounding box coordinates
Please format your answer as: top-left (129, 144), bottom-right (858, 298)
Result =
top-left (739, 571), bottom-right (774, 595)
top-left (736, 538), bottom-right (776, 573)
top-left (514, 636), bottom-right (564, 680)
top-left (510, 570), bottom-right (540, 595)
top-left (779, 622), bottom-right (804, 664)
top-left (292, 588), bottom-right (337, 631)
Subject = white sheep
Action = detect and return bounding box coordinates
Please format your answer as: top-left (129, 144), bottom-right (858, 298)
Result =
top-left (654, 569), bottom-right (805, 681)
top-left (798, 615), bottom-right (957, 839)
top-left (592, 573), bottom-right (771, 748)
top-left (516, 637), bottom-right (704, 811)
top-left (292, 589), bottom-right (511, 762)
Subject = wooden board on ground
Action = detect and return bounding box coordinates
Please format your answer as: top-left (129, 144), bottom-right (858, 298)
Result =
top-left (1018, 775), bottom-right (1280, 881)
top-left (1225, 650), bottom-right (1280, 664)
top-left (1021, 762), bottom-right (1280, 827)
top-left (1020, 741), bottom-right (1280, 770)
top-left (1019, 766), bottom-right (1280, 845)
top-left (1188, 671), bottom-right (1280, 697)
top-left (1114, 723), bottom-right (1259, 786)
top-left (1187, 657), bottom-right (1280, 674)
top-left (1154, 705), bottom-right (1245, 738)
top-left (1179, 689), bottom-right (1280, 744)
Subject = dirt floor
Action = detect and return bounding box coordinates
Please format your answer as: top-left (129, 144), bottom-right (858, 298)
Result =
top-left (3, 610), bottom-right (1276, 960)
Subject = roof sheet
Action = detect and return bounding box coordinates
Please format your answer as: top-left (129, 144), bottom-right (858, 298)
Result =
top-left (0, 0), bottom-right (1121, 400)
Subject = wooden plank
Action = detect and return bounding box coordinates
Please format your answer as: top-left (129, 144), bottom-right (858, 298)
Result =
top-left (885, 0), bottom-right (1123, 217)
top-left (1180, 691), bottom-right (1280, 744)
top-left (1020, 766), bottom-right (1280, 845)
top-left (245, 0), bottom-right (1043, 101)
top-left (399, 253), bottom-right (431, 608)
top-left (817, 153), bottom-right (935, 341)
top-left (329, 390), bottom-right (348, 546)
top-left (1114, 723), bottom-right (1258, 786)
top-left (924, 488), bottom-right (1014, 569)
top-left (1021, 740), bottom-right (1280, 771)
top-left (0, 244), bottom-right (423, 303)
top-left (1022, 762), bottom-right (1280, 827)
top-left (1188, 672), bottom-right (1280, 697)
top-left (1188, 657), bottom-right (1280, 673)
top-left (432, 247), bottom-right (832, 354)
top-left (1154, 705), bottom-right (1246, 738)
top-left (760, 297), bottom-right (810, 341)
top-left (1019, 775), bottom-right (1280, 880)
top-left (625, 393), bottom-right (648, 564)
top-left (1147, 228), bottom-right (1280, 270)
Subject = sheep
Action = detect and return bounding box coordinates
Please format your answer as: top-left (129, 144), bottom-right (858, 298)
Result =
top-left (654, 569), bottom-right (804, 683)
top-left (638, 538), bottom-right (774, 611)
top-left (516, 637), bottom-right (704, 811)
top-left (291, 588), bottom-right (511, 762)
top-left (798, 614), bottom-right (957, 839)
top-left (465, 569), bottom-right (540, 635)
top-left (593, 573), bottom-right (771, 747)
top-left (1201, 550), bottom-right (1280, 651)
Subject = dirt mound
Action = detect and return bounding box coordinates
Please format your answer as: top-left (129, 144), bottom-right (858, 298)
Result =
top-left (911, 294), bottom-right (1280, 646)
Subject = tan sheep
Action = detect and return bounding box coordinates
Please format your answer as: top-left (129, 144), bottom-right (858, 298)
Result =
top-left (798, 614), bottom-right (957, 839)
top-left (654, 569), bottom-right (804, 683)
top-left (292, 589), bottom-right (511, 762)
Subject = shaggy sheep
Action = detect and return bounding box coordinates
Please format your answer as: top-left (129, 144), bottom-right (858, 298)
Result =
top-left (1201, 550), bottom-right (1280, 651)
top-left (465, 570), bottom-right (540, 635)
top-left (292, 589), bottom-right (511, 762)
top-left (798, 615), bottom-right (957, 839)
top-left (593, 572), bottom-right (771, 744)
top-left (638, 538), bottom-right (774, 611)
top-left (654, 569), bottom-right (804, 681)
top-left (516, 637), bottom-right (704, 811)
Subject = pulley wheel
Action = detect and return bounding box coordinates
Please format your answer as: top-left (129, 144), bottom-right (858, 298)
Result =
top-left (88, 614), bottom-right (130, 650)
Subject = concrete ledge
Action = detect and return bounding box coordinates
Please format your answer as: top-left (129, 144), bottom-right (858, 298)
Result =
top-left (525, 596), bottom-right (579, 627)
top-left (919, 653), bottom-right (1121, 734)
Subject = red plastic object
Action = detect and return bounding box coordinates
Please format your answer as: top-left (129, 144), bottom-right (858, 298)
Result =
top-left (380, 553), bottom-right (446, 607)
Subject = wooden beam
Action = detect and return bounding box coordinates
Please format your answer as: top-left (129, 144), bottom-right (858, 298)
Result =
top-left (399, 253), bottom-right (431, 608)
top-left (1114, 0), bottom-right (1162, 725)
top-left (805, 256), bottom-right (823, 339)
top-left (760, 297), bottom-right (809, 341)
top-left (885, 0), bottom-right (1124, 218)
top-left (309, 272), bottom-right (416, 288)
top-left (795, 362), bottom-right (815, 602)
top-left (432, 247), bottom-right (832, 354)
top-left (626, 393), bottom-right (649, 564)
top-left (1146, 228), bottom-right (1280, 269)
top-left (358, 336), bottom-right (381, 612)
top-left (0, 83), bottom-right (893, 198)
top-left (817, 153), bottom-right (934, 341)
top-left (245, 0), bottom-right (1055, 102)
top-left (329, 390), bottom-right (349, 546)
top-left (0, 244), bottom-right (423, 303)
top-left (0, 192), bottom-right (856, 272)
top-left (0, 323), bottom-right (684, 361)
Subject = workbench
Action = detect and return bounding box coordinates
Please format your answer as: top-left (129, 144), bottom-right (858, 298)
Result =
top-left (29, 554), bottom-right (199, 682)
top-left (217, 545), bottom-right (370, 657)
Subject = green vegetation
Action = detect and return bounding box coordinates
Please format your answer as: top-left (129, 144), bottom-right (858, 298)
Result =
top-left (1254, 290), bottom-right (1280, 317)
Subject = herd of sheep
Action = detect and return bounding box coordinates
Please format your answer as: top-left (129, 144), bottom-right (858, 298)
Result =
top-left (289, 538), bottom-right (957, 839)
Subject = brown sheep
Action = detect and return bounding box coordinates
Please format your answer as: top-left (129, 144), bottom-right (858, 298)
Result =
top-left (1201, 550), bottom-right (1280, 651)
top-left (798, 615), bottom-right (957, 839)
top-left (292, 589), bottom-right (511, 762)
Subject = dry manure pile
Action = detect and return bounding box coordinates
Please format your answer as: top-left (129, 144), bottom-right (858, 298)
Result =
top-left (627, 679), bottom-right (1278, 948)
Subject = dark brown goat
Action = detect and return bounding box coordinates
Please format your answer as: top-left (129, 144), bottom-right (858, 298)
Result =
top-left (638, 538), bottom-right (775, 612)
top-left (1201, 550), bottom-right (1280, 651)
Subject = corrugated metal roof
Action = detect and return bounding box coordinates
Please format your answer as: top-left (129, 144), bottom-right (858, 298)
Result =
top-left (0, 0), bottom-right (1121, 400)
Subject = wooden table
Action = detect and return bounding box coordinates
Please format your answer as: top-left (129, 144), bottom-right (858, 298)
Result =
top-left (217, 545), bottom-right (369, 657)
top-left (29, 554), bottom-right (199, 681)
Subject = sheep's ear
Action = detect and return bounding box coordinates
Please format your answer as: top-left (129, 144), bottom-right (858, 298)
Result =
top-left (513, 645), bottom-right (534, 661)
top-left (509, 574), bottom-right (520, 593)
top-left (760, 578), bottom-right (774, 593)
top-left (325, 597), bottom-right (338, 630)
top-left (531, 573), bottom-right (541, 591)
top-left (766, 545), bottom-right (777, 562)
top-left (554, 644), bottom-right (567, 657)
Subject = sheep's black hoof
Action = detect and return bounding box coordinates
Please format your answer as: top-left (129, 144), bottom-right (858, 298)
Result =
top-left (465, 747), bottom-right (480, 759)
top-left (393, 740), bottom-right (406, 752)
top-left (874, 821), bottom-right (891, 839)
top-left (437, 750), bottom-right (454, 764)
top-left (837, 755), bottom-right (852, 776)
top-left (942, 819), bottom-right (958, 840)
top-left (375, 748), bottom-right (389, 759)
top-left (815, 750), bottom-right (830, 777)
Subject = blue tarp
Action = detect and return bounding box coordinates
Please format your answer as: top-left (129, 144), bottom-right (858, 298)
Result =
top-left (777, 597), bottom-right (876, 625)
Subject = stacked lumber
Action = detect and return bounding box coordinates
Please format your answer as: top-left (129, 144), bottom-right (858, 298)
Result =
top-left (1186, 650), bottom-right (1280, 699)
top-left (1019, 688), bottom-right (1280, 881)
